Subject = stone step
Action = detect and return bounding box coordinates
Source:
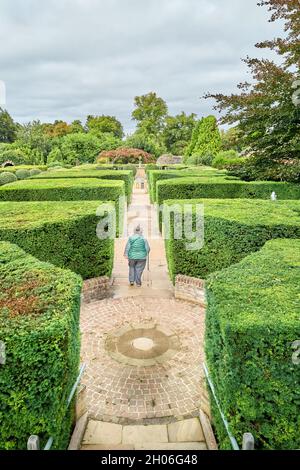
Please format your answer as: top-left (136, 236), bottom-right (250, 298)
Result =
top-left (135, 442), bottom-right (207, 450)
top-left (112, 278), bottom-right (173, 287)
top-left (122, 424), bottom-right (168, 445)
top-left (81, 442), bottom-right (207, 451)
top-left (80, 418), bottom-right (209, 451)
top-left (81, 444), bottom-right (135, 450)
top-left (112, 287), bottom-right (174, 299)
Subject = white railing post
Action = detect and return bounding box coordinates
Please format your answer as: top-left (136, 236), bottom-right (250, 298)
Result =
top-left (27, 435), bottom-right (40, 450)
top-left (242, 433), bottom-right (255, 450)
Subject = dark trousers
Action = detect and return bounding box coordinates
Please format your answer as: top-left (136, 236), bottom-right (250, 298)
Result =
top-left (128, 259), bottom-right (147, 285)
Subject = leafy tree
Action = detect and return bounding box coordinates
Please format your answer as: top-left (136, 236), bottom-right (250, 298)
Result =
top-left (97, 133), bottom-right (122, 153)
top-left (16, 121), bottom-right (52, 164)
top-left (86, 115), bottom-right (124, 139)
top-left (47, 146), bottom-right (64, 164)
top-left (163, 112), bottom-right (197, 155)
top-left (220, 127), bottom-right (243, 152)
top-left (43, 120), bottom-right (72, 138)
top-left (185, 115), bottom-right (221, 161)
top-left (70, 120), bottom-right (85, 133)
top-left (0, 108), bottom-right (17, 143)
top-left (132, 92), bottom-right (168, 135)
top-left (205, 0), bottom-right (300, 172)
top-left (59, 133), bottom-right (101, 165)
top-left (125, 130), bottom-right (166, 158)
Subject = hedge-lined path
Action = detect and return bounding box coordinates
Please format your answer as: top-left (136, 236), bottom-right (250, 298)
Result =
top-left (112, 188), bottom-right (174, 298)
top-left (79, 179), bottom-right (212, 449)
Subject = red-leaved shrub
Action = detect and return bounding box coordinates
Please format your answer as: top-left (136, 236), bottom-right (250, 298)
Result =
top-left (97, 148), bottom-right (155, 164)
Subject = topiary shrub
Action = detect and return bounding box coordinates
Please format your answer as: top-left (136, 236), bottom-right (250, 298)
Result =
top-left (0, 241), bottom-right (82, 449)
top-left (164, 198), bottom-right (300, 281)
top-left (0, 201), bottom-right (115, 279)
top-left (0, 172), bottom-right (17, 186)
top-left (205, 239), bottom-right (300, 450)
top-left (15, 169), bottom-right (31, 180)
top-left (29, 169), bottom-right (42, 177)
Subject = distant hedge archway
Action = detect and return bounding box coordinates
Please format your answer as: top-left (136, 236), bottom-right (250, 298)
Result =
top-left (2, 160), bottom-right (15, 168)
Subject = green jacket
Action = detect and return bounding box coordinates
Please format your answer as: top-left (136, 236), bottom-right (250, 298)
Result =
top-left (124, 235), bottom-right (150, 260)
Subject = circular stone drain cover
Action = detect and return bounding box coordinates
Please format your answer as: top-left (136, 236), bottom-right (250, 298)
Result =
top-left (105, 324), bottom-right (180, 367)
top-left (132, 337), bottom-right (154, 351)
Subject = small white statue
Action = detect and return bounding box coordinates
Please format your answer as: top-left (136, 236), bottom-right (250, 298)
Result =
top-left (271, 191), bottom-right (277, 201)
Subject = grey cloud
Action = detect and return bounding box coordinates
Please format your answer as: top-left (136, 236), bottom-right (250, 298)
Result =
top-left (0, 0), bottom-right (283, 132)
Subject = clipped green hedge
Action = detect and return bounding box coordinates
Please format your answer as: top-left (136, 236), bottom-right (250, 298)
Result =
top-left (0, 242), bottom-right (82, 449)
top-left (97, 164), bottom-right (137, 177)
top-left (164, 199), bottom-right (300, 281)
top-left (0, 201), bottom-right (115, 279)
top-left (30, 169), bottom-right (133, 200)
top-left (205, 239), bottom-right (300, 450)
top-left (0, 177), bottom-right (124, 203)
top-left (148, 168), bottom-right (226, 203)
top-left (80, 163), bottom-right (138, 177)
top-left (157, 176), bottom-right (300, 206)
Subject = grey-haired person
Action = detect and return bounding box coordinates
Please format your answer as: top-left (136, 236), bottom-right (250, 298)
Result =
top-left (124, 225), bottom-right (150, 287)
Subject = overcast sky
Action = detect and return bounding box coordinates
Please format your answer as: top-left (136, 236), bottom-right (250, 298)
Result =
top-left (0, 0), bottom-right (283, 133)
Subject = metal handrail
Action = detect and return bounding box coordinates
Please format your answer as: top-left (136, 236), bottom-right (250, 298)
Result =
top-left (203, 362), bottom-right (254, 450)
top-left (28, 363), bottom-right (86, 451)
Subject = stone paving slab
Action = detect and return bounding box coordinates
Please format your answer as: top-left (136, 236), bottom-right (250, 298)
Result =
top-left (168, 418), bottom-right (205, 443)
top-left (122, 425), bottom-right (168, 444)
top-left (82, 420), bottom-right (122, 445)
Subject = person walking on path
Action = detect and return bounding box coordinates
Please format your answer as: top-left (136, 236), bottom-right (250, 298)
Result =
top-left (124, 225), bottom-right (150, 287)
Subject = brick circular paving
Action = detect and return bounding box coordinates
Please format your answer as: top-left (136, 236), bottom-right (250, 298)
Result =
top-left (80, 297), bottom-right (206, 424)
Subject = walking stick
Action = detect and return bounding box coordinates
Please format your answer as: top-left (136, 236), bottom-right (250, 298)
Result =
top-left (147, 253), bottom-right (150, 286)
